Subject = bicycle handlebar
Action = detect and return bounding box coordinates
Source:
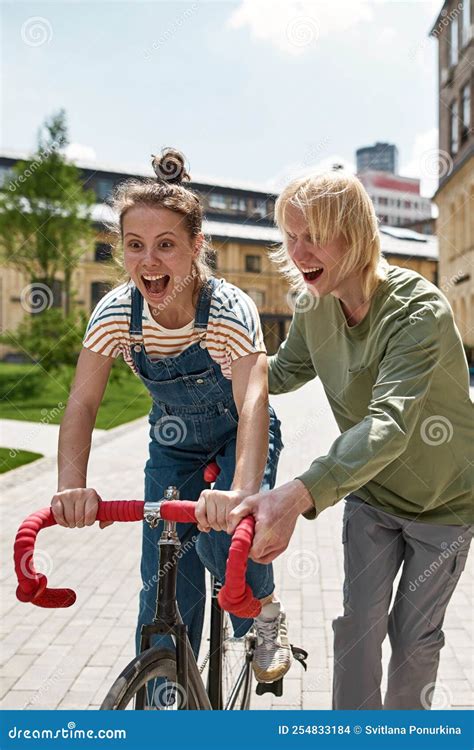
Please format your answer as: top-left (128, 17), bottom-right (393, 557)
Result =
top-left (13, 500), bottom-right (262, 619)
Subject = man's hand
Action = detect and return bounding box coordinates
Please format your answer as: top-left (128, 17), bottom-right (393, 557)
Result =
top-left (195, 489), bottom-right (248, 533)
top-left (227, 480), bottom-right (314, 564)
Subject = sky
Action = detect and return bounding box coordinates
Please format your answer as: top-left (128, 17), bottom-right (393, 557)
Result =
top-left (2, 0), bottom-right (442, 196)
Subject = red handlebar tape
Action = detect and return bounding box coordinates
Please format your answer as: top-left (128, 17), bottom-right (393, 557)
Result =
top-left (14, 499), bottom-right (261, 617)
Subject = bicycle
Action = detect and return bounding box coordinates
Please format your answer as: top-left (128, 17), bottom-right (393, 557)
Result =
top-left (13, 470), bottom-right (307, 710)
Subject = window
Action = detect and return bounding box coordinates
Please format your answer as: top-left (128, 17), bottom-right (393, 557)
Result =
top-left (450, 17), bottom-right (458, 66)
top-left (230, 196), bottom-right (247, 212)
top-left (0, 165), bottom-right (13, 188)
top-left (251, 198), bottom-right (267, 218)
top-left (209, 193), bottom-right (227, 210)
top-left (462, 0), bottom-right (471, 46)
top-left (95, 242), bottom-right (112, 262)
top-left (96, 178), bottom-right (114, 200)
top-left (404, 200), bottom-right (412, 209)
top-left (247, 289), bottom-right (265, 308)
top-left (90, 281), bottom-right (110, 311)
top-left (245, 255), bottom-right (262, 273)
top-left (450, 99), bottom-right (459, 155)
top-left (379, 196), bottom-right (388, 206)
top-left (461, 83), bottom-right (471, 143)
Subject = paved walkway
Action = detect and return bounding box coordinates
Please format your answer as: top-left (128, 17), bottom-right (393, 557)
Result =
top-left (0, 419), bottom-right (106, 458)
top-left (0, 381), bottom-right (472, 710)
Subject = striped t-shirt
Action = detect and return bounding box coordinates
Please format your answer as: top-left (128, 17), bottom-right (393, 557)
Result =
top-left (83, 277), bottom-right (266, 379)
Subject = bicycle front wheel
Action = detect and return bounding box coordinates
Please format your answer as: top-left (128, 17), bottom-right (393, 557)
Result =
top-left (100, 648), bottom-right (208, 710)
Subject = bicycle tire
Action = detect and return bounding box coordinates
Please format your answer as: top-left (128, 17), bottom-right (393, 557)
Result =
top-left (221, 617), bottom-right (253, 710)
top-left (100, 648), bottom-right (208, 710)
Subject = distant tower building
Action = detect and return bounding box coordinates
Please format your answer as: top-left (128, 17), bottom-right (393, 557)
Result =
top-left (356, 142), bottom-right (399, 174)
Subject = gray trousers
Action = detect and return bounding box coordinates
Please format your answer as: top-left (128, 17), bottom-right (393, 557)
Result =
top-left (332, 495), bottom-right (472, 710)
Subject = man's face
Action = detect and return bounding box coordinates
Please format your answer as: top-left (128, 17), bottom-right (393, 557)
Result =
top-left (284, 203), bottom-right (348, 298)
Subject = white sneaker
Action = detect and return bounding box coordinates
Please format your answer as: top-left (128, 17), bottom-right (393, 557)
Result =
top-left (253, 602), bottom-right (292, 683)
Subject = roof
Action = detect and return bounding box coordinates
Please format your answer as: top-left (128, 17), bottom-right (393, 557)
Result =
top-left (0, 149), bottom-right (276, 197)
top-left (93, 204), bottom-right (438, 259)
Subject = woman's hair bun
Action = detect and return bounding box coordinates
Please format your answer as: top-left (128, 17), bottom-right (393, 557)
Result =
top-left (151, 147), bottom-right (190, 185)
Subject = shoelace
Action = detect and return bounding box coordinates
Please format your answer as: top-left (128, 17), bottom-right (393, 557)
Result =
top-left (256, 616), bottom-right (280, 648)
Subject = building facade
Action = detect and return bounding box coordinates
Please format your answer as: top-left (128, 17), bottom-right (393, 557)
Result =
top-left (357, 170), bottom-right (433, 228)
top-left (1, 153), bottom-right (438, 357)
top-left (430, 0), bottom-right (473, 361)
top-left (356, 142), bottom-right (399, 174)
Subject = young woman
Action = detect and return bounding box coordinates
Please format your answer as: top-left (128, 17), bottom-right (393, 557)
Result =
top-left (229, 169), bottom-right (473, 709)
top-left (51, 148), bottom-right (291, 684)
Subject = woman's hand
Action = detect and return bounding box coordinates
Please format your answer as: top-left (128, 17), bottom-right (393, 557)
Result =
top-left (227, 480), bottom-right (314, 563)
top-left (195, 489), bottom-right (248, 534)
top-left (51, 488), bottom-right (112, 529)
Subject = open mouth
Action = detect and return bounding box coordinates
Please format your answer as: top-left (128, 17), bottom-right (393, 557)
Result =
top-left (141, 273), bottom-right (170, 298)
top-left (301, 267), bottom-right (323, 282)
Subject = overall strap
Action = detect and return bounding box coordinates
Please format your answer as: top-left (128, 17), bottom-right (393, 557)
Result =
top-left (194, 277), bottom-right (217, 330)
top-left (129, 284), bottom-right (144, 343)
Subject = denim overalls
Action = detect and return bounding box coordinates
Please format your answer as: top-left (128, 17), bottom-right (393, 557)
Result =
top-left (130, 277), bottom-right (283, 658)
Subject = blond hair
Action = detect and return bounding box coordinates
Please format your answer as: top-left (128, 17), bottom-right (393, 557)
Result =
top-left (106, 148), bottom-right (215, 293)
top-left (272, 170), bottom-right (388, 299)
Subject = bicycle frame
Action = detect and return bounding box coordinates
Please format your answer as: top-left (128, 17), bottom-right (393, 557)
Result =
top-left (136, 486), bottom-right (211, 710)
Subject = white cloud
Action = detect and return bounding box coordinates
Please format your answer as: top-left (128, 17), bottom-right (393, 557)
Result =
top-left (400, 128), bottom-right (441, 198)
top-left (64, 143), bottom-right (97, 163)
top-left (227, 0), bottom-right (373, 56)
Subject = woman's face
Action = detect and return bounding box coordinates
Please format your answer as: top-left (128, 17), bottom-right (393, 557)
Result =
top-left (284, 203), bottom-right (348, 298)
top-left (123, 206), bottom-right (201, 309)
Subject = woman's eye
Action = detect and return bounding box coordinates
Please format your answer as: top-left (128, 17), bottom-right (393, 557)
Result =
top-left (128, 242), bottom-right (142, 250)
top-left (159, 240), bottom-right (174, 249)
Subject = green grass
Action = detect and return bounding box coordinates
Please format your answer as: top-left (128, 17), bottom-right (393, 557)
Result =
top-left (0, 447), bottom-right (44, 473)
top-left (0, 363), bottom-right (152, 429)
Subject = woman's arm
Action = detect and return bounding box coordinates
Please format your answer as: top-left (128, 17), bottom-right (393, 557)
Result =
top-left (52, 347), bottom-right (114, 528)
top-left (195, 352), bottom-right (270, 533)
top-left (268, 311), bottom-right (317, 394)
top-left (231, 352), bottom-right (269, 494)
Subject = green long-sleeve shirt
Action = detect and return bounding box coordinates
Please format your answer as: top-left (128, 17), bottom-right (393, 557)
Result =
top-left (268, 265), bottom-right (473, 525)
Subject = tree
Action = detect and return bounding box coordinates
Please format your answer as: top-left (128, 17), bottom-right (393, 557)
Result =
top-left (0, 110), bottom-right (96, 314)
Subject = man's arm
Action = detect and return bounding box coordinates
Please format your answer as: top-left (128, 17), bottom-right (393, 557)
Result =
top-left (297, 310), bottom-right (442, 517)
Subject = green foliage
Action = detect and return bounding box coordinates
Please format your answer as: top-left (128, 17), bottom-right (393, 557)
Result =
top-left (0, 307), bottom-right (87, 374)
top-left (0, 110), bottom-right (96, 314)
top-left (0, 365), bottom-right (42, 400)
top-left (0, 447), bottom-right (43, 474)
